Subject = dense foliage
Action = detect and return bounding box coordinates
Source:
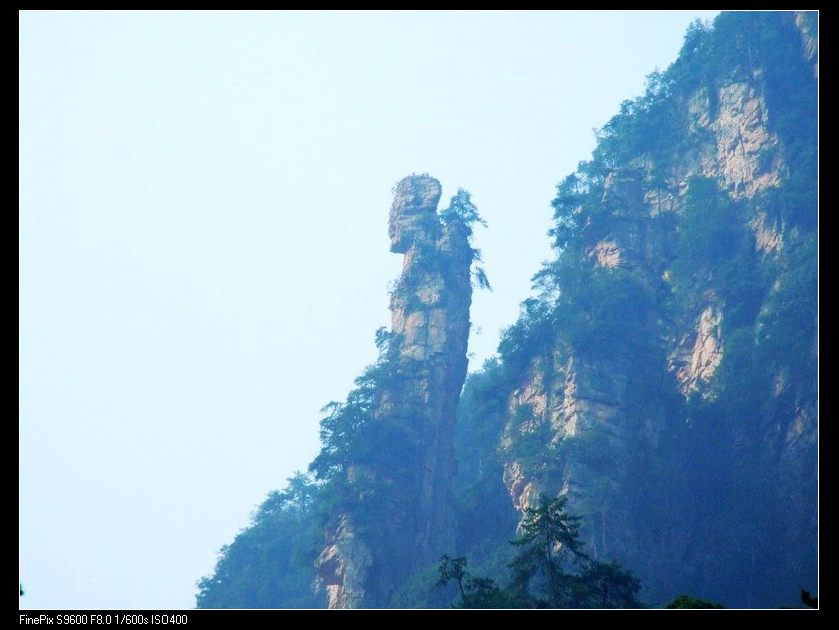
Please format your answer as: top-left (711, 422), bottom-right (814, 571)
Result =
top-left (195, 473), bottom-right (321, 608)
top-left (438, 496), bottom-right (641, 608)
top-left (461, 10), bottom-right (816, 608)
top-left (197, 12), bottom-right (816, 609)
top-left (198, 190), bottom-right (488, 608)
top-left (441, 188), bottom-right (492, 290)
top-left (666, 595), bottom-right (725, 609)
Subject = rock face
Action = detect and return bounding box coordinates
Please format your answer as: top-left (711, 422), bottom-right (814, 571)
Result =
top-left (317, 175), bottom-right (473, 608)
top-left (672, 303), bottom-right (724, 395)
top-left (795, 10), bottom-right (818, 78)
top-left (317, 515), bottom-right (372, 609)
top-left (196, 13), bottom-right (816, 611)
top-left (498, 12), bottom-right (817, 606)
top-left (710, 82), bottom-right (782, 198)
top-left (386, 177), bottom-right (472, 562)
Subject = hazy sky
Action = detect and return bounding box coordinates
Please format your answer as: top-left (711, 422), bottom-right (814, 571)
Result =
top-left (20, 10), bottom-right (720, 609)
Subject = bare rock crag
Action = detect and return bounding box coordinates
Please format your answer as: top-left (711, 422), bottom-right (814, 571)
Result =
top-left (317, 175), bottom-right (473, 608)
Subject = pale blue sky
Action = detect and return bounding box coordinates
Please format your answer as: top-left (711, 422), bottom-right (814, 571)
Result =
top-left (20, 10), bottom-right (719, 609)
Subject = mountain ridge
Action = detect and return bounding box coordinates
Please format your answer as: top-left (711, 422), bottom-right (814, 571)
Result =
top-left (196, 11), bottom-right (817, 609)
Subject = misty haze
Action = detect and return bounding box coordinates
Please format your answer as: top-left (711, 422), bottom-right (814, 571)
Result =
top-left (19, 10), bottom-right (817, 610)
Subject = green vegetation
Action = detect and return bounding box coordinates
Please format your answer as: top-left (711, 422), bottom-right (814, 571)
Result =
top-left (195, 473), bottom-right (321, 608)
top-left (452, 359), bottom-right (520, 566)
top-left (465, 10), bottom-right (816, 609)
top-left (440, 188), bottom-right (492, 290)
top-left (440, 188), bottom-right (488, 231)
top-left (197, 12), bottom-right (816, 609)
top-left (196, 325), bottom-right (414, 609)
top-left (438, 496), bottom-right (642, 608)
top-left (666, 595), bottom-right (725, 609)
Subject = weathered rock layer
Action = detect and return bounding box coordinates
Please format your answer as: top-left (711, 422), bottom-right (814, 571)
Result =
top-left (498, 11), bottom-right (817, 607)
top-left (317, 175), bottom-right (473, 608)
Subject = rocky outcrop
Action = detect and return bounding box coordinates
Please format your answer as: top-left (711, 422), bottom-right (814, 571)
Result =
top-left (317, 515), bottom-right (372, 609)
top-left (317, 175), bottom-right (473, 608)
top-left (502, 350), bottom-right (631, 513)
top-left (498, 14), bottom-right (817, 605)
top-left (751, 212), bottom-right (782, 254)
top-left (197, 13), bottom-right (815, 611)
top-left (686, 82), bottom-right (782, 200)
top-left (795, 11), bottom-right (818, 78)
top-left (672, 303), bottom-right (724, 395)
top-left (384, 175), bottom-right (472, 565)
top-left (711, 83), bottom-right (782, 198)
top-left (590, 240), bottom-right (622, 268)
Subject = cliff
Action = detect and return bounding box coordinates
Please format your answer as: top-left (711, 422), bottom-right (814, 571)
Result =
top-left (315, 175), bottom-right (474, 608)
top-left (196, 11), bottom-right (817, 609)
top-left (461, 10), bottom-right (817, 607)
